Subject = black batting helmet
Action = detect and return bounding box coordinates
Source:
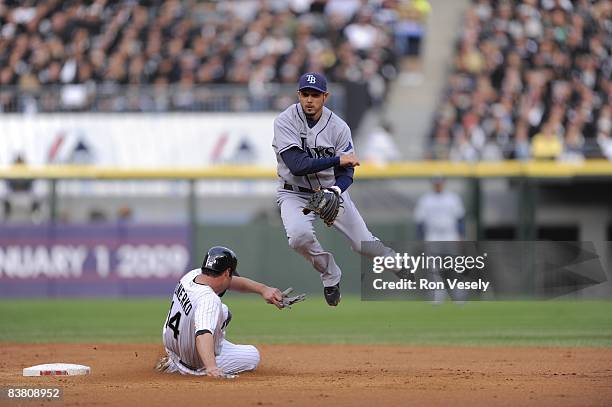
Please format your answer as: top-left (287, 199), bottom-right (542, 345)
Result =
top-left (201, 246), bottom-right (238, 277)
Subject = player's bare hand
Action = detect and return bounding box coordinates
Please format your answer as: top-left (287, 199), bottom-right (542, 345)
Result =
top-left (206, 366), bottom-right (237, 379)
top-left (339, 153), bottom-right (360, 167)
top-left (261, 286), bottom-right (284, 309)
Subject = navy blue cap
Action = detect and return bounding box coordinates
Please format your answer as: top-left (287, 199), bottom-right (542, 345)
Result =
top-left (298, 72), bottom-right (327, 93)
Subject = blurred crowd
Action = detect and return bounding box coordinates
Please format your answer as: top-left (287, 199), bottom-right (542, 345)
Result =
top-left (429, 0), bottom-right (611, 161)
top-left (0, 0), bottom-right (427, 113)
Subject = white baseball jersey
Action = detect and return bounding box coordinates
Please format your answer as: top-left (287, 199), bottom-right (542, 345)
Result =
top-left (273, 103), bottom-right (354, 190)
top-left (162, 268), bottom-right (230, 370)
top-left (414, 191), bottom-right (465, 241)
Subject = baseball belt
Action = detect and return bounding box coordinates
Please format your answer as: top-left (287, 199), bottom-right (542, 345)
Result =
top-left (179, 360), bottom-right (197, 370)
top-left (283, 182), bottom-right (315, 194)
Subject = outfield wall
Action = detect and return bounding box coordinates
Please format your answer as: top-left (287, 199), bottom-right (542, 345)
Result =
top-left (1, 162), bottom-right (611, 297)
top-left (2, 221), bottom-right (611, 298)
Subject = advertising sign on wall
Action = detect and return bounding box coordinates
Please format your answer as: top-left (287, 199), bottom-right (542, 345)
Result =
top-left (0, 113), bottom-right (277, 167)
top-left (0, 224), bottom-right (191, 297)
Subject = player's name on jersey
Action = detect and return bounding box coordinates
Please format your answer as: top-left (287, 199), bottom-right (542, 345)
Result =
top-left (373, 278), bottom-right (490, 292)
top-left (174, 282), bottom-right (193, 315)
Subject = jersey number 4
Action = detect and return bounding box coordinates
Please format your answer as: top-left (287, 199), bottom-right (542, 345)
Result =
top-left (166, 301), bottom-right (181, 339)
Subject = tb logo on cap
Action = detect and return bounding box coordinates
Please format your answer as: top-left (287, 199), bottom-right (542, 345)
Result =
top-left (298, 72), bottom-right (327, 92)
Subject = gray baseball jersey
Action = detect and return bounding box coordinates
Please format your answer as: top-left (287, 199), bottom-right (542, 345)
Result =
top-left (273, 102), bottom-right (397, 289)
top-left (273, 103), bottom-right (354, 190)
top-left (162, 268), bottom-right (229, 370)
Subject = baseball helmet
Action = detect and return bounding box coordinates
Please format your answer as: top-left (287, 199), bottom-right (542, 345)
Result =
top-left (201, 246), bottom-right (238, 276)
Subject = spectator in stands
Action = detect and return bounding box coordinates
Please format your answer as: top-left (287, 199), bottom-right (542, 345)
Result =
top-left (429, 125), bottom-right (452, 160)
top-left (449, 131), bottom-right (479, 162)
top-left (361, 121), bottom-right (401, 165)
top-left (559, 123), bottom-right (585, 162)
top-left (531, 121), bottom-right (563, 160)
top-left (513, 121), bottom-right (531, 161)
top-left (394, 0), bottom-right (431, 58)
top-left (481, 136), bottom-right (504, 161)
top-left (597, 105), bottom-right (612, 161)
top-left (344, 10), bottom-right (381, 52)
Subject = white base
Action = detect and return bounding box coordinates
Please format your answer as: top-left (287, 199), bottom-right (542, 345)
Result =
top-left (23, 363), bottom-right (91, 377)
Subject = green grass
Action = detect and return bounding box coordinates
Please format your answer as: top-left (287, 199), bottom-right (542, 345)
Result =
top-left (1, 297), bottom-right (611, 346)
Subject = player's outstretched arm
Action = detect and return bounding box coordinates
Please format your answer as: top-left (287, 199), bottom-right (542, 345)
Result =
top-left (229, 276), bottom-right (283, 308)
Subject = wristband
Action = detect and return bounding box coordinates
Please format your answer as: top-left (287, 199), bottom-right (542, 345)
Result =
top-left (329, 186), bottom-right (342, 195)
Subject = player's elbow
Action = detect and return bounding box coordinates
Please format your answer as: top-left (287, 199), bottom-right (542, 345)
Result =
top-left (289, 160), bottom-right (309, 177)
top-left (283, 159), bottom-right (308, 176)
top-left (287, 161), bottom-right (310, 176)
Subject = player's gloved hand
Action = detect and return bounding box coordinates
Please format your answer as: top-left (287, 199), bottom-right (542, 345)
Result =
top-left (261, 286), bottom-right (284, 309)
top-left (302, 187), bottom-right (343, 226)
top-left (206, 366), bottom-right (237, 379)
top-left (279, 287), bottom-right (306, 309)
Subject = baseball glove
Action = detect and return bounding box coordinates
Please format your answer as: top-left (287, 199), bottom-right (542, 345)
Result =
top-left (302, 188), bottom-right (343, 226)
top-left (279, 287), bottom-right (306, 309)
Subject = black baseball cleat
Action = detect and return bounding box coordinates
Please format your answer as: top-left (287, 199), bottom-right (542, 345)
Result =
top-left (324, 283), bottom-right (341, 306)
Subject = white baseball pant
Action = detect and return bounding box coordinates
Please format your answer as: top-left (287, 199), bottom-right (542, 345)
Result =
top-left (161, 339), bottom-right (260, 375)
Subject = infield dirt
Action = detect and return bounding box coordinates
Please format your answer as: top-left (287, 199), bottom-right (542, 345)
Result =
top-left (1, 344), bottom-right (611, 406)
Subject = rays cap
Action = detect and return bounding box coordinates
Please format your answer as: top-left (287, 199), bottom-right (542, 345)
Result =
top-left (298, 72), bottom-right (328, 93)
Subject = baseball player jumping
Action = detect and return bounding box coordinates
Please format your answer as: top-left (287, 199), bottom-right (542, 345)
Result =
top-left (273, 72), bottom-right (397, 306)
top-left (156, 246), bottom-right (303, 378)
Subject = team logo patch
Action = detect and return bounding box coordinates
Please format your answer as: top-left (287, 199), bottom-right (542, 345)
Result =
top-left (306, 74), bottom-right (316, 84)
top-left (206, 257), bottom-right (215, 268)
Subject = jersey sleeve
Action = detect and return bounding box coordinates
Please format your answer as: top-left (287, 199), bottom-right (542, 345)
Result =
top-left (274, 113), bottom-right (302, 154)
top-left (336, 123), bottom-right (355, 156)
top-left (193, 296), bottom-right (221, 337)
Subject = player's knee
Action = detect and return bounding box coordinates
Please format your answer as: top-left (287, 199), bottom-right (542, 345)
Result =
top-left (352, 241), bottom-right (375, 257)
top-left (288, 231), bottom-right (314, 251)
top-left (245, 345), bottom-right (260, 371)
top-left (354, 240), bottom-right (391, 258)
top-left (350, 241), bottom-right (363, 254)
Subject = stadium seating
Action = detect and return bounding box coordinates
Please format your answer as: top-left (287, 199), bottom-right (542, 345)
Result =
top-left (429, 0), bottom-right (611, 161)
top-left (0, 0), bottom-right (419, 113)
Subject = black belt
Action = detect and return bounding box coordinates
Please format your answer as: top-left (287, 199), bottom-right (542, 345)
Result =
top-left (179, 360), bottom-right (198, 371)
top-left (283, 182), bottom-right (315, 193)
